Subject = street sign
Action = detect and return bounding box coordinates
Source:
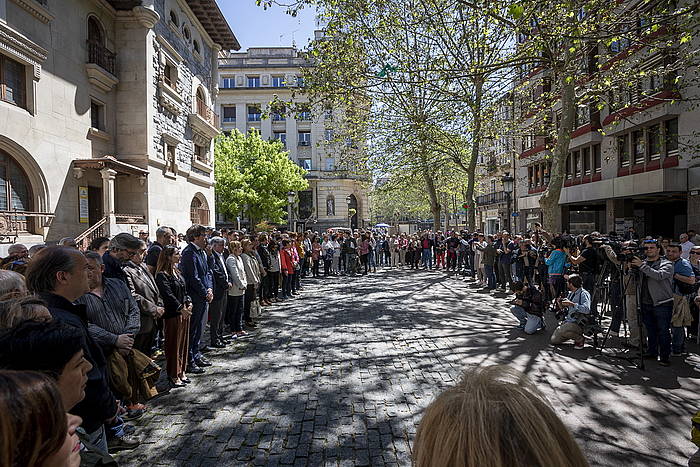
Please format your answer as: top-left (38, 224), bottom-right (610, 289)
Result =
top-left (511, 212), bottom-right (520, 217)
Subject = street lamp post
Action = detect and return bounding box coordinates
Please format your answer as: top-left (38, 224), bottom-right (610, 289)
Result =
top-left (345, 195), bottom-right (353, 230)
top-left (501, 173), bottom-right (514, 233)
top-left (287, 191), bottom-right (296, 232)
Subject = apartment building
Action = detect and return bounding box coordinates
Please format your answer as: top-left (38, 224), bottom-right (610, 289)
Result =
top-left (0, 0), bottom-right (237, 251)
top-left (217, 45), bottom-right (369, 231)
top-left (511, 3), bottom-right (699, 237)
top-left (475, 96), bottom-right (518, 235)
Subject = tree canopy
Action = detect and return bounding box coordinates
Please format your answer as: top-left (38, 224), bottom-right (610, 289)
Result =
top-left (214, 130), bottom-right (309, 226)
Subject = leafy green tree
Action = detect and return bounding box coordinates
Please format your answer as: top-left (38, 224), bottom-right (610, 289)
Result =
top-left (214, 130), bottom-right (309, 227)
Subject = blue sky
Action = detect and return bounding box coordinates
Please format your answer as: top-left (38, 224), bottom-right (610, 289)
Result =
top-left (219, 1), bottom-right (318, 51)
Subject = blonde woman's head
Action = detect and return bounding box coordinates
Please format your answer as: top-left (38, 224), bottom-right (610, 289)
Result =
top-left (413, 365), bottom-right (588, 467)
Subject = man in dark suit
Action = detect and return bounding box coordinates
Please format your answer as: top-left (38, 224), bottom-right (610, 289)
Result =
top-left (180, 224), bottom-right (213, 374)
top-left (208, 236), bottom-right (229, 348)
top-left (124, 239), bottom-right (164, 355)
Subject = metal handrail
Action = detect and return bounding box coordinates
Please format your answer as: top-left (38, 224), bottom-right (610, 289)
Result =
top-left (75, 217), bottom-right (107, 251)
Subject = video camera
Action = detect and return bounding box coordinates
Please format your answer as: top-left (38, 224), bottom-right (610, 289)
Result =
top-left (592, 237), bottom-right (644, 263)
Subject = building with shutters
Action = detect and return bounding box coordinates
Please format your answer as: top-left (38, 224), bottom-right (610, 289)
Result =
top-left (0, 0), bottom-right (238, 252)
top-left (217, 45), bottom-right (369, 232)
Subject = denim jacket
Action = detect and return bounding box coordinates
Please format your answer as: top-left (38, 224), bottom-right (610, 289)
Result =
top-left (564, 287), bottom-right (591, 323)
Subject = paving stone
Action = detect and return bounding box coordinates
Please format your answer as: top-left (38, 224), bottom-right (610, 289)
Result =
top-left (114, 270), bottom-right (700, 467)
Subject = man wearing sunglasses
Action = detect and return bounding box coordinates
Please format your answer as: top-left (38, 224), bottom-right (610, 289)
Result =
top-left (630, 240), bottom-right (674, 366)
top-left (102, 233), bottom-right (142, 285)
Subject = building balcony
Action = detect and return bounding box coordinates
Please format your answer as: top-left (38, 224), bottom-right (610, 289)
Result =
top-left (476, 191), bottom-right (509, 206)
top-left (86, 40), bottom-right (118, 92)
top-left (188, 98), bottom-right (220, 140)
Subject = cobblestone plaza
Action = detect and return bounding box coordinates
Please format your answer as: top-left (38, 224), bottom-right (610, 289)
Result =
top-left (117, 270), bottom-right (700, 466)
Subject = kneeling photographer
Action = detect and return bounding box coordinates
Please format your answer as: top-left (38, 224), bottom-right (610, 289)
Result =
top-left (509, 281), bottom-right (544, 334)
top-left (629, 240), bottom-right (674, 366)
top-left (550, 274), bottom-right (591, 349)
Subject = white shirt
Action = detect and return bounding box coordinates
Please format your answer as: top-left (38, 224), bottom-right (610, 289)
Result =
top-left (681, 241), bottom-right (694, 259)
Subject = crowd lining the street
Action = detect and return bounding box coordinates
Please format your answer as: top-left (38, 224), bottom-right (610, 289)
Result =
top-left (1, 220), bottom-right (699, 466)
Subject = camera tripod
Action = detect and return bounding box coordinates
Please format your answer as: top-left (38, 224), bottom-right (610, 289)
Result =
top-left (598, 265), bottom-right (645, 370)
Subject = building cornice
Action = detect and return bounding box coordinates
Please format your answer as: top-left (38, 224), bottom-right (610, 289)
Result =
top-left (0, 22), bottom-right (48, 79)
top-left (9, 0), bottom-right (54, 23)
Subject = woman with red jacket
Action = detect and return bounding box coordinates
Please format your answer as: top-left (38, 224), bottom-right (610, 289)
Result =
top-left (280, 240), bottom-right (294, 300)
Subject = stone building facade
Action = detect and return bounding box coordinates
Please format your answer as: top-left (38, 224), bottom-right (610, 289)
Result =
top-left (217, 46), bottom-right (369, 232)
top-left (0, 0), bottom-right (237, 252)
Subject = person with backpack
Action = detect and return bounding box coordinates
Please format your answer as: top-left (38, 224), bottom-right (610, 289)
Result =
top-left (510, 281), bottom-right (545, 334)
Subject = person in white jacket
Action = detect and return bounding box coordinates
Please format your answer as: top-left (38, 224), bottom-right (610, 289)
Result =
top-left (241, 239), bottom-right (261, 328)
top-left (225, 241), bottom-right (247, 336)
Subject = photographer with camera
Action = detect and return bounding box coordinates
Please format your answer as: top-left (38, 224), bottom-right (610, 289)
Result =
top-left (550, 274), bottom-right (591, 349)
top-left (663, 243), bottom-right (695, 357)
top-left (509, 281), bottom-right (544, 334)
top-left (629, 240), bottom-right (674, 366)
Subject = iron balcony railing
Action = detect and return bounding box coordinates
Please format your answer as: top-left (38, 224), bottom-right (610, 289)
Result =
top-left (196, 98), bottom-right (220, 128)
top-left (476, 191), bottom-right (508, 206)
top-left (87, 40), bottom-right (116, 75)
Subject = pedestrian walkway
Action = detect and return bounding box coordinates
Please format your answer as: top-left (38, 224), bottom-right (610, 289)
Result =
top-left (117, 270), bottom-right (700, 466)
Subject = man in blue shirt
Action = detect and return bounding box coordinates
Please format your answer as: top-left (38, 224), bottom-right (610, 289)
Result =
top-left (664, 243), bottom-right (695, 356)
top-left (550, 274), bottom-right (591, 349)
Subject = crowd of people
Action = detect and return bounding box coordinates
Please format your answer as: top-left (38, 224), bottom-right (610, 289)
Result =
top-left (1, 220), bottom-right (699, 466)
top-left (0, 224), bottom-right (338, 465)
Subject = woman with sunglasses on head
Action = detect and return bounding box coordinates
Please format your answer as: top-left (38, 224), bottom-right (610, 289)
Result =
top-left (0, 370), bottom-right (83, 467)
top-left (155, 246), bottom-right (192, 387)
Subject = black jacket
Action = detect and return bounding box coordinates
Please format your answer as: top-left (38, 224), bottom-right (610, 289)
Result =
top-left (155, 271), bottom-right (191, 319)
top-left (257, 244), bottom-right (271, 271)
top-left (41, 292), bottom-right (116, 433)
top-left (516, 285), bottom-right (544, 316)
top-left (209, 252), bottom-right (229, 300)
top-left (102, 251), bottom-right (128, 284)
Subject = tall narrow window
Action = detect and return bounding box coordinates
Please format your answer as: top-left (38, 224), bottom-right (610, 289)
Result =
top-left (166, 144), bottom-right (177, 174)
top-left (528, 166), bottom-right (534, 188)
top-left (648, 124), bottom-right (661, 160)
top-left (573, 150), bottom-right (581, 178)
top-left (665, 118), bottom-right (678, 154)
top-left (633, 130), bottom-right (645, 164)
top-left (593, 144), bottom-right (601, 173)
top-left (566, 154), bottom-right (572, 179)
top-left (582, 146), bottom-right (591, 176)
top-left (298, 131), bottom-right (311, 146)
top-left (0, 55), bottom-right (26, 108)
top-left (90, 100), bottom-right (104, 130)
top-left (618, 135), bottom-right (630, 167)
top-left (247, 76), bottom-right (260, 88)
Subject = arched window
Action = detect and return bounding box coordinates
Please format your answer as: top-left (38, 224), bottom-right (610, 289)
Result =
top-left (190, 194), bottom-right (210, 226)
top-left (0, 149), bottom-right (33, 231)
top-left (326, 196), bottom-right (335, 216)
top-left (183, 25), bottom-right (191, 42)
top-left (193, 40), bottom-right (200, 55)
top-left (87, 16), bottom-right (104, 46)
top-left (169, 10), bottom-right (179, 26)
top-left (196, 87), bottom-right (207, 117)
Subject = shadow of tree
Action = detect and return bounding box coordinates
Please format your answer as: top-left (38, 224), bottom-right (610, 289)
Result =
top-left (116, 268), bottom-right (700, 467)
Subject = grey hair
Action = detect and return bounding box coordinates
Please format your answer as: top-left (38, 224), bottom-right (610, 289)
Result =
top-left (109, 233), bottom-right (141, 251)
top-left (0, 270), bottom-right (27, 297)
top-left (7, 244), bottom-right (27, 255)
top-left (155, 226), bottom-right (172, 240)
top-left (83, 250), bottom-right (103, 265)
top-left (209, 236), bottom-right (225, 247)
top-left (28, 244), bottom-right (46, 257)
top-left (58, 237), bottom-right (77, 247)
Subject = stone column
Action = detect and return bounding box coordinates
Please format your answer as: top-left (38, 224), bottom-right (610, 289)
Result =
top-left (235, 103), bottom-right (247, 134)
top-left (101, 168), bottom-right (117, 234)
top-left (286, 116), bottom-right (298, 161)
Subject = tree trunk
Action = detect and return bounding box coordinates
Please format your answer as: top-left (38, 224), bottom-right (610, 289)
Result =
top-left (421, 161), bottom-right (441, 231)
top-left (444, 194), bottom-right (451, 232)
top-left (539, 68), bottom-right (575, 233)
top-left (465, 78), bottom-right (484, 231)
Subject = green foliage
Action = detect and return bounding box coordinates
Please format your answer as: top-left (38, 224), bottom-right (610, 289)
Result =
top-left (214, 130), bottom-right (308, 225)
